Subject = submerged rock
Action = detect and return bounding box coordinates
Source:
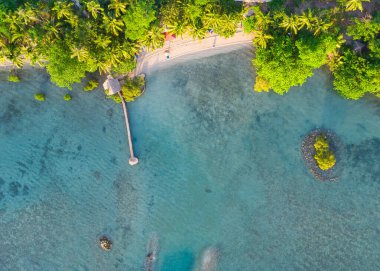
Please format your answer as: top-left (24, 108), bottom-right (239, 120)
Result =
top-left (99, 236), bottom-right (112, 251)
top-left (200, 247), bottom-right (219, 271)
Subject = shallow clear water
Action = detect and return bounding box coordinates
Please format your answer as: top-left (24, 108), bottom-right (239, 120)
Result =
top-left (0, 49), bottom-right (379, 271)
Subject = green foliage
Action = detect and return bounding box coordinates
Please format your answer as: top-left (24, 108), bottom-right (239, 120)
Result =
top-left (64, 94), bottom-right (72, 101)
top-left (268, 0), bottom-right (286, 11)
top-left (253, 32), bottom-right (339, 94)
top-left (347, 15), bottom-right (380, 59)
top-left (161, 0), bottom-right (241, 39)
top-left (121, 76), bottom-right (145, 102)
top-left (107, 92), bottom-right (122, 103)
top-left (0, 0), bottom-right (241, 90)
top-left (313, 135), bottom-right (336, 171)
top-left (342, 0), bottom-right (370, 12)
top-left (254, 76), bottom-right (270, 92)
top-left (84, 80), bottom-right (99, 92)
top-left (123, 0), bottom-right (156, 41)
top-left (242, 16), bottom-right (255, 33)
top-left (243, 5), bottom-right (379, 101)
top-left (368, 38), bottom-right (380, 58)
top-left (347, 17), bottom-right (380, 42)
top-left (46, 43), bottom-right (96, 89)
top-left (7, 73), bottom-right (20, 82)
top-left (34, 93), bottom-right (45, 101)
top-left (112, 58), bottom-right (136, 75)
top-left (332, 49), bottom-right (380, 99)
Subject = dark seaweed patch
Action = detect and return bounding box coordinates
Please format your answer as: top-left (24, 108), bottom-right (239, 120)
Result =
top-left (22, 185), bottom-right (29, 196)
top-left (0, 102), bottom-right (22, 124)
top-left (16, 161), bottom-right (28, 169)
top-left (59, 138), bottom-right (68, 147)
top-left (110, 156), bottom-right (117, 165)
top-left (106, 108), bottom-right (113, 117)
top-left (8, 182), bottom-right (22, 197)
top-left (93, 171), bottom-right (101, 181)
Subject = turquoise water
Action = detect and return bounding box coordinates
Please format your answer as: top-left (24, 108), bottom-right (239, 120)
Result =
top-left (0, 49), bottom-right (379, 270)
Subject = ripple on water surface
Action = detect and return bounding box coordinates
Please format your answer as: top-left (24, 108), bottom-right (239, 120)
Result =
top-left (0, 49), bottom-right (379, 270)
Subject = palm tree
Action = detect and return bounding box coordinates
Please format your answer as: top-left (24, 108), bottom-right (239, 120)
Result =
top-left (312, 18), bottom-right (333, 36)
top-left (86, 1), bottom-right (104, 19)
top-left (70, 46), bottom-right (89, 62)
top-left (0, 30), bottom-right (24, 68)
top-left (4, 14), bottom-right (21, 32)
top-left (345, 0), bottom-right (370, 12)
top-left (16, 5), bottom-right (39, 26)
top-left (184, 3), bottom-right (202, 25)
top-left (297, 9), bottom-right (316, 30)
top-left (103, 16), bottom-right (124, 36)
top-left (43, 22), bottom-right (62, 42)
top-left (217, 14), bottom-right (237, 38)
top-left (94, 35), bottom-right (112, 49)
top-left (204, 12), bottom-right (222, 31)
top-left (65, 14), bottom-right (79, 27)
top-left (253, 30), bottom-right (273, 49)
top-left (280, 14), bottom-right (299, 35)
top-left (108, 0), bottom-right (127, 18)
top-left (139, 25), bottom-right (164, 50)
top-left (189, 25), bottom-right (206, 40)
top-left (52, 1), bottom-right (74, 20)
top-left (255, 11), bottom-right (273, 31)
top-left (166, 21), bottom-right (187, 38)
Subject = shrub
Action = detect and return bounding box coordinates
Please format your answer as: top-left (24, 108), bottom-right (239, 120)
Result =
top-left (8, 74), bottom-right (20, 82)
top-left (314, 135), bottom-right (336, 170)
top-left (104, 90), bottom-right (122, 103)
top-left (34, 93), bottom-right (45, 102)
top-left (121, 76), bottom-right (144, 102)
top-left (84, 80), bottom-right (98, 91)
top-left (64, 94), bottom-right (72, 101)
top-left (254, 76), bottom-right (271, 92)
top-left (112, 94), bottom-right (122, 103)
top-left (112, 58), bottom-right (136, 75)
top-left (332, 50), bottom-right (380, 99)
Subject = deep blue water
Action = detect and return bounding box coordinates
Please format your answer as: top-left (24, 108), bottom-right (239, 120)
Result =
top-left (0, 49), bottom-right (379, 271)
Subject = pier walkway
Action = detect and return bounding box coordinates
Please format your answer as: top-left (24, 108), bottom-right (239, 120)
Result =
top-left (118, 92), bottom-right (139, 166)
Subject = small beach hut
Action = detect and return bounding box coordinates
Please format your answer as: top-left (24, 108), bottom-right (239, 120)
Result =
top-left (103, 75), bottom-right (121, 95)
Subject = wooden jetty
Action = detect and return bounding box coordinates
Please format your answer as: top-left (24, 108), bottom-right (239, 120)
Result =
top-left (103, 75), bottom-right (138, 166)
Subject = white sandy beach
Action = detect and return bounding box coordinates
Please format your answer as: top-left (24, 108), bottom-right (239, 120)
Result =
top-left (136, 31), bottom-right (254, 75)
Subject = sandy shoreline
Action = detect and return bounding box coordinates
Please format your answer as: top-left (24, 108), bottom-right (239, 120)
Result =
top-left (136, 31), bottom-right (254, 75)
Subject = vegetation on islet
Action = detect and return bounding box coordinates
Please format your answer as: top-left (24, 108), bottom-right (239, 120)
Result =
top-left (313, 134), bottom-right (336, 171)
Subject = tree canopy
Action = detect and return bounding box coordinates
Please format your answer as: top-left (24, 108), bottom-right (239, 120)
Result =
top-left (245, 1), bottom-right (379, 99)
top-left (0, 0), bottom-right (240, 88)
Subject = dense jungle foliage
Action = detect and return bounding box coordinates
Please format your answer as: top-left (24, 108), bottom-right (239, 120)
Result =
top-left (0, 0), bottom-right (379, 100)
top-left (244, 0), bottom-right (380, 99)
top-left (0, 0), bottom-right (241, 89)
